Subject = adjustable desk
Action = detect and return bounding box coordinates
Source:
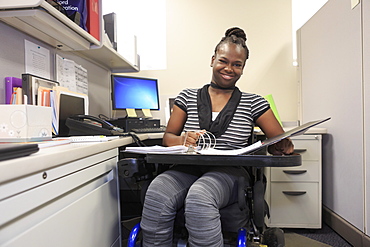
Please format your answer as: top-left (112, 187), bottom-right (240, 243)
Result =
top-left (123, 151), bottom-right (302, 247)
top-left (145, 153), bottom-right (301, 167)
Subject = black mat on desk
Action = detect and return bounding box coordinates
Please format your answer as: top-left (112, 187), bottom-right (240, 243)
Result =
top-left (0, 144), bottom-right (39, 161)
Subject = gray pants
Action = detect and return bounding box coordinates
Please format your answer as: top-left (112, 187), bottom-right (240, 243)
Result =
top-left (140, 165), bottom-right (249, 247)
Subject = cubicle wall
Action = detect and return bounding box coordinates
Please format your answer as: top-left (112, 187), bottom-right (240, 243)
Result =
top-left (298, 0), bottom-right (369, 245)
top-left (364, 0), bottom-right (370, 239)
top-left (0, 21), bottom-right (112, 117)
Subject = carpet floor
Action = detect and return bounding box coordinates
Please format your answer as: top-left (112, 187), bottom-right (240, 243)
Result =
top-left (121, 218), bottom-right (352, 247)
top-left (285, 223), bottom-right (352, 247)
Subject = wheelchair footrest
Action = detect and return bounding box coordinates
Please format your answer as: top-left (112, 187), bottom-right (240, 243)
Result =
top-left (261, 227), bottom-right (285, 247)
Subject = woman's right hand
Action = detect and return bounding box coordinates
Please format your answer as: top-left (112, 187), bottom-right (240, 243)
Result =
top-left (183, 130), bottom-right (206, 147)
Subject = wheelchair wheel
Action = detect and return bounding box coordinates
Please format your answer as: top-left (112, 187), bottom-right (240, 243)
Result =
top-left (262, 227), bottom-right (285, 247)
top-left (237, 228), bottom-right (247, 247)
top-left (127, 222), bottom-right (141, 247)
top-left (238, 177), bottom-right (247, 210)
top-left (253, 179), bottom-right (265, 229)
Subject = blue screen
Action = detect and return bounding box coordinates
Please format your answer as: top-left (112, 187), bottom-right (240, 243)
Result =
top-left (112, 76), bottom-right (160, 110)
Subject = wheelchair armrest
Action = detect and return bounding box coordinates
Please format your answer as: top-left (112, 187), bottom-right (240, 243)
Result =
top-left (118, 157), bottom-right (155, 181)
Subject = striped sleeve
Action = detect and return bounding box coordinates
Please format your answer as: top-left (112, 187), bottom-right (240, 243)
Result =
top-left (250, 94), bottom-right (270, 121)
top-left (174, 88), bottom-right (198, 113)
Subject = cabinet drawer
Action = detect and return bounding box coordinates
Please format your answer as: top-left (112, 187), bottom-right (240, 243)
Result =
top-left (291, 136), bottom-right (321, 161)
top-left (270, 160), bottom-right (320, 182)
top-left (268, 182), bottom-right (321, 228)
top-left (0, 156), bottom-right (121, 246)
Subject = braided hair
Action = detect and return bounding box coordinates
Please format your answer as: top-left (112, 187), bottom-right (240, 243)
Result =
top-left (214, 27), bottom-right (249, 60)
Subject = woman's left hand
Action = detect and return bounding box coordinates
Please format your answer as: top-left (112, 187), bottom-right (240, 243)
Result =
top-left (268, 138), bottom-right (294, 155)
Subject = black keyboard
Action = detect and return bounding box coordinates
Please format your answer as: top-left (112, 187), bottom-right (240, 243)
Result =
top-left (130, 127), bottom-right (166, 133)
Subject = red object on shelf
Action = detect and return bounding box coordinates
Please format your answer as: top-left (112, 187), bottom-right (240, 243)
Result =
top-left (86, 0), bottom-right (100, 41)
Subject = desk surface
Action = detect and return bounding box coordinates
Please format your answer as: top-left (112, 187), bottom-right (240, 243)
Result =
top-left (0, 129), bottom-right (324, 184)
top-left (0, 133), bottom-right (162, 184)
top-left (145, 153), bottom-right (301, 167)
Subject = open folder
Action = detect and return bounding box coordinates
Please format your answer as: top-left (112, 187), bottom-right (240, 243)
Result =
top-left (124, 117), bottom-right (331, 155)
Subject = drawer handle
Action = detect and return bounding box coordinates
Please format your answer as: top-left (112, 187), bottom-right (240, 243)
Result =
top-left (294, 148), bottom-right (307, 153)
top-left (283, 191), bottom-right (307, 196)
top-left (283, 170), bottom-right (307, 175)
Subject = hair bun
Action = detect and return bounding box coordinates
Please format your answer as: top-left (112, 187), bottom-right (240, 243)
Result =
top-left (225, 27), bottom-right (247, 42)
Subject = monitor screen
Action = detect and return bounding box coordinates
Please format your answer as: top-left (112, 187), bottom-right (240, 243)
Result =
top-left (58, 92), bottom-right (88, 136)
top-left (111, 75), bottom-right (160, 110)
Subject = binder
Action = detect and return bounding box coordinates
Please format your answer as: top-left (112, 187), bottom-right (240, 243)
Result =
top-left (22, 74), bottom-right (59, 105)
top-left (199, 117), bottom-right (332, 155)
top-left (103, 12), bottom-right (117, 50)
top-left (5, 77), bottom-right (22, 104)
top-left (124, 117), bottom-right (331, 156)
top-left (86, 0), bottom-right (100, 41)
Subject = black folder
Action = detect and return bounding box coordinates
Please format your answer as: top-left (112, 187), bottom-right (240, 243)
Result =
top-left (259, 117), bottom-right (331, 149)
top-left (197, 117), bottom-right (331, 155)
top-left (0, 144), bottom-right (39, 162)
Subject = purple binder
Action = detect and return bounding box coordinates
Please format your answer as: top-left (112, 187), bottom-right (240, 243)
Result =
top-left (5, 77), bottom-right (22, 104)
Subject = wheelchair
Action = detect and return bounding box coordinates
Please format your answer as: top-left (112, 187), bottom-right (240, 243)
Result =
top-left (118, 153), bottom-right (294, 247)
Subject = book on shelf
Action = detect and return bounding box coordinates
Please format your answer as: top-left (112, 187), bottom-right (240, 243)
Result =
top-left (86, 0), bottom-right (100, 41)
top-left (11, 87), bottom-right (23, 105)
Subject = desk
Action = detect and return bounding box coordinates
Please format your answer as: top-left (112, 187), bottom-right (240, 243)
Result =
top-left (0, 134), bottom-right (160, 247)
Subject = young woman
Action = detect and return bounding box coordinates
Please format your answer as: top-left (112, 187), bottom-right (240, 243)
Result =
top-left (140, 27), bottom-right (294, 247)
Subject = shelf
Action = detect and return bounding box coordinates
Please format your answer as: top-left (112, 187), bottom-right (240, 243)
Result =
top-left (0, 9), bottom-right (91, 50)
top-left (75, 43), bottom-right (140, 73)
top-left (0, 4), bottom-right (99, 51)
top-left (0, 0), bottom-right (139, 72)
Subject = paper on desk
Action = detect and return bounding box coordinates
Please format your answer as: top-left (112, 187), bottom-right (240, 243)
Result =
top-left (142, 109), bottom-right (152, 118)
top-left (126, 108), bottom-right (137, 117)
top-left (198, 141), bottom-right (262, 155)
top-left (124, 142), bottom-right (263, 156)
top-left (68, 136), bottom-right (120, 143)
top-left (124, 145), bottom-right (188, 154)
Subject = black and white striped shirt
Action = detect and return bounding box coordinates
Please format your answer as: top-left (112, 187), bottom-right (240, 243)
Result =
top-left (175, 87), bottom-right (270, 150)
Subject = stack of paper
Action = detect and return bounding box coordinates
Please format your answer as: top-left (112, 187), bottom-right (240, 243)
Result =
top-left (123, 117), bottom-right (331, 156)
top-left (198, 141), bottom-right (262, 155)
top-left (124, 145), bottom-right (188, 154)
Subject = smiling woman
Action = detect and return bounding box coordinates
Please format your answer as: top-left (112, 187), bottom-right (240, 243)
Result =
top-left (103, 0), bottom-right (166, 70)
top-left (139, 27), bottom-right (294, 247)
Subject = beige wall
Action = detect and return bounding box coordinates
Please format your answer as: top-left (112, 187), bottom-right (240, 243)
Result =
top-left (117, 0), bottom-right (297, 124)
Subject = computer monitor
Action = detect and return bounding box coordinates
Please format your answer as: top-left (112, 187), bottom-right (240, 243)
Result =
top-left (111, 75), bottom-right (160, 111)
